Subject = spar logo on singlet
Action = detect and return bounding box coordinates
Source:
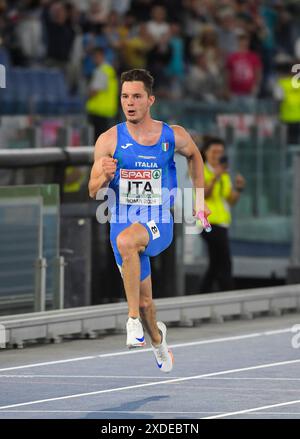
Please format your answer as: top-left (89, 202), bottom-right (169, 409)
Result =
top-left (119, 168), bottom-right (162, 205)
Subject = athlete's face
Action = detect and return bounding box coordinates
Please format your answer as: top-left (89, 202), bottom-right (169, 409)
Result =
top-left (121, 81), bottom-right (155, 124)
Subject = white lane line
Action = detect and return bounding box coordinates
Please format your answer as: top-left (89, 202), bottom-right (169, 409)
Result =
top-left (214, 412), bottom-right (300, 416)
top-left (0, 410), bottom-right (221, 414)
top-left (191, 377), bottom-right (300, 381)
top-left (264, 328), bottom-right (293, 335)
top-left (203, 399), bottom-right (300, 419)
top-left (0, 375), bottom-right (176, 379)
top-left (0, 327), bottom-right (293, 372)
top-left (1, 358), bottom-right (300, 411)
top-left (1, 410), bottom-right (300, 416)
top-left (0, 356), bottom-right (95, 372)
top-left (1, 375), bottom-right (300, 382)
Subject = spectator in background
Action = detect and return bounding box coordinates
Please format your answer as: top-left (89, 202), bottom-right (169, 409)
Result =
top-left (82, 17), bottom-right (119, 82)
top-left (146, 5), bottom-right (170, 43)
top-left (14, 0), bottom-right (45, 65)
top-left (273, 56), bottom-right (300, 145)
top-left (121, 22), bottom-right (153, 70)
top-left (182, 0), bottom-right (211, 45)
top-left (0, 0), bottom-right (34, 66)
top-left (82, 26), bottom-right (100, 81)
top-left (158, 0), bottom-right (184, 23)
top-left (130, 0), bottom-right (153, 22)
top-left (0, 0), bottom-right (6, 33)
top-left (216, 7), bottom-right (238, 55)
top-left (86, 47), bottom-right (118, 141)
top-left (111, 0), bottom-right (132, 17)
top-left (185, 51), bottom-right (223, 102)
top-left (145, 6), bottom-right (172, 96)
top-left (190, 24), bottom-right (223, 78)
top-left (43, 2), bottom-right (75, 79)
top-left (166, 22), bottom-right (185, 98)
top-left (275, 4), bottom-right (296, 58)
top-left (101, 11), bottom-right (122, 63)
top-left (234, 0), bottom-right (253, 19)
top-left (118, 12), bottom-right (137, 41)
top-left (0, 0), bottom-right (13, 60)
top-left (84, 0), bottom-right (110, 30)
top-left (146, 31), bottom-right (172, 97)
top-left (226, 31), bottom-right (262, 108)
top-left (257, 2), bottom-right (278, 95)
top-left (188, 21), bottom-right (225, 101)
top-left (198, 136), bottom-right (246, 293)
top-left (66, 1), bottom-right (86, 94)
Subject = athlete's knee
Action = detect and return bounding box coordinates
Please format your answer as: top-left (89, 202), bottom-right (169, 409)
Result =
top-left (116, 231), bottom-right (137, 258)
top-left (139, 297), bottom-right (153, 313)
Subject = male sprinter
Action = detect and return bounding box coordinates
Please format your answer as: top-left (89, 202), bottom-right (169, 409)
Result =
top-left (89, 69), bottom-right (210, 373)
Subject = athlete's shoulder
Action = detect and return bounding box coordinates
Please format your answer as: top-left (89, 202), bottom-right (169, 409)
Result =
top-left (170, 124), bottom-right (190, 146)
top-left (94, 125), bottom-right (117, 158)
top-left (170, 124), bottom-right (189, 135)
top-left (95, 125), bottom-right (117, 145)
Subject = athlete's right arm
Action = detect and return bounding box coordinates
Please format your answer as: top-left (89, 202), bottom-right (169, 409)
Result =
top-left (88, 128), bottom-right (117, 199)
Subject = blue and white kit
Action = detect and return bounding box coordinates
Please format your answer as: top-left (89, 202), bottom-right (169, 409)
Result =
top-left (108, 121), bottom-right (178, 281)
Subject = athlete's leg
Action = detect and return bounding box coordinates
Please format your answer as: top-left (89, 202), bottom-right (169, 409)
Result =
top-left (139, 271), bottom-right (174, 373)
top-left (116, 222), bottom-right (149, 319)
top-left (139, 275), bottom-right (161, 346)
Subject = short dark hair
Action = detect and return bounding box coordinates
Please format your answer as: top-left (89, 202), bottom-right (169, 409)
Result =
top-left (200, 136), bottom-right (225, 161)
top-left (120, 69), bottom-right (154, 96)
top-left (92, 46), bottom-right (105, 57)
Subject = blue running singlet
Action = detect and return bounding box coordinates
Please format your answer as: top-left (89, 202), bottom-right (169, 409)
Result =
top-left (108, 121), bottom-right (178, 281)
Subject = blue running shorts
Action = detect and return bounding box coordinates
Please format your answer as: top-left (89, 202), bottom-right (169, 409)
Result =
top-left (110, 213), bottom-right (174, 281)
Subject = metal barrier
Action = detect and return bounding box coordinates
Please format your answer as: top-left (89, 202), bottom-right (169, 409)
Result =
top-left (0, 146), bottom-right (94, 167)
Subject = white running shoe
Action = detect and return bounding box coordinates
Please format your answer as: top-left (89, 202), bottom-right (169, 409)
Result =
top-left (151, 321), bottom-right (174, 373)
top-left (126, 317), bottom-right (146, 348)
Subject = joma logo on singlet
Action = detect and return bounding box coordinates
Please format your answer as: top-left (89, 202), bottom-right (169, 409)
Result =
top-left (135, 161), bottom-right (158, 168)
top-left (121, 169), bottom-right (152, 179)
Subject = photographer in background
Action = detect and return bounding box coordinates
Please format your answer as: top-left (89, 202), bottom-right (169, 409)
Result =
top-left (198, 136), bottom-right (246, 293)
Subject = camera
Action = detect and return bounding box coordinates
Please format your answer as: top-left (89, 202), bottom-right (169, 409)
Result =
top-left (219, 155), bottom-right (228, 165)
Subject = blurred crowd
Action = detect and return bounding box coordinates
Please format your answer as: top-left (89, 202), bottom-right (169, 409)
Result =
top-left (0, 0), bottom-right (300, 101)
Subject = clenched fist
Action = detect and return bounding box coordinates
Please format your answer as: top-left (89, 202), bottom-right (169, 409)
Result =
top-left (95, 157), bottom-right (118, 182)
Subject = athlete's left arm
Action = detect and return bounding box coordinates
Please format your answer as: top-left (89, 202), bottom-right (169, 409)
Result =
top-left (172, 125), bottom-right (210, 218)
